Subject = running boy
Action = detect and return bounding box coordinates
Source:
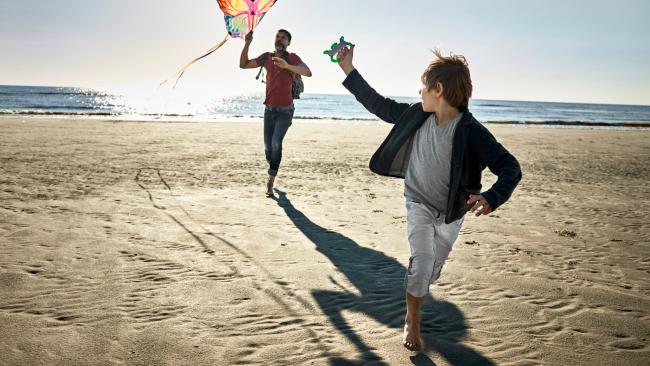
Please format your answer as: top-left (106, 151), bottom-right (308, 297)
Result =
top-left (335, 45), bottom-right (522, 352)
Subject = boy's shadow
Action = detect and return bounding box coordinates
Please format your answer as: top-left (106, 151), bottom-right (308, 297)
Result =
top-left (273, 190), bottom-right (494, 366)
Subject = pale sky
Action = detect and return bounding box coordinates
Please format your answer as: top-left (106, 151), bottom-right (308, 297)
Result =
top-left (1, 0), bottom-right (649, 105)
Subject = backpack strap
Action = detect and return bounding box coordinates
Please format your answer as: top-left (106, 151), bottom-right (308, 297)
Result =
top-left (255, 52), bottom-right (270, 81)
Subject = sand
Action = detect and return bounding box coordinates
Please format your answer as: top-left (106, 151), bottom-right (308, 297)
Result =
top-left (0, 116), bottom-right (648, 366)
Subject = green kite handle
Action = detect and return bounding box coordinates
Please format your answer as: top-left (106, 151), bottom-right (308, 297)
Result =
top-left (323, 36), bottom-right (354, 63)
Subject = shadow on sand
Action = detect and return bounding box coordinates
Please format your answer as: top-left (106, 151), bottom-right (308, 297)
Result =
top-left (273, 190), bottom-right (494, 366)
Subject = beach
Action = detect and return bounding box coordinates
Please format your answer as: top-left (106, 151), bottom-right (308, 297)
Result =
top-left (1, 116), bottom-right (648, 365)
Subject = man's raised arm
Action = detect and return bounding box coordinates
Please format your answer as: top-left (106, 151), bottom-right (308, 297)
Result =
top-left (240, 32), bottom-right (260, 69)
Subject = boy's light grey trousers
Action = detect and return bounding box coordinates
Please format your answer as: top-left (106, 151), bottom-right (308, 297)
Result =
top-left (405, 200), bottom-right (464, 297)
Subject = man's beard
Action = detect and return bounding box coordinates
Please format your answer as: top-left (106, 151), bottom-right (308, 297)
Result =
top-left (275, 42), bottom-right (286, 52)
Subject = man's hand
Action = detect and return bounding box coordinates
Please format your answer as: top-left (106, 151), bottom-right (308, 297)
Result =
top-left (272, 56), bottom-right (312, 76)
top-left (272, 57), bottom-right (289, 69)
top-left (337, 45), bottom-right (355, 75)
top-left (467, 194), bottom-right (493, 217)
top-left (245, 31), bottom-right (253, 45)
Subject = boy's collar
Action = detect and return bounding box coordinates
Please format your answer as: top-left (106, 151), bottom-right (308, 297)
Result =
top-left (459, 109), bottom-right (472, 125)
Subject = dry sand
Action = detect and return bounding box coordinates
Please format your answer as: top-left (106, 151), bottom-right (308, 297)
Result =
top-left (0, 116), bottom-right (648, 366)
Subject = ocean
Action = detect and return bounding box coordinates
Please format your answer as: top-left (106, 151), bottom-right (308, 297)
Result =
top-left (1, 85), bottom-right (649, 127)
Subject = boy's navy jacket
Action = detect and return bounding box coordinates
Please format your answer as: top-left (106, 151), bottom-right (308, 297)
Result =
top-left (342, 69), bottom-right (522, 224)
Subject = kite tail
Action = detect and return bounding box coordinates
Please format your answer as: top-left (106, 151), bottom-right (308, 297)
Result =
top-left (161, 33), bottom-right (230, 88)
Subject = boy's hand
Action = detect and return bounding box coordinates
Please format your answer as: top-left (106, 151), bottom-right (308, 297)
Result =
top-left (467, 194), bottom-right (492, 217)
top-left (245, 31), bottom-right (254, 45)
top-left (337, 45), bottom-right (355, 75)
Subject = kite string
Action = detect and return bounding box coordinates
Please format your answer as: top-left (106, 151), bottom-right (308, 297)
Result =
top-left (160, 32), bottom-right (231, 88)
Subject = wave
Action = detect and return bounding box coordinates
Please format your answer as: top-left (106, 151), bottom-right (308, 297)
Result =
top-left (2, 110), bottom-right (648, 127)
top-left (0, 90), bottom-right (110, 97)
top-left (0, 110), bottom-right (205, 118)
top-left (0, 110), bottom-right (115, 116)
top-left (12, 105), bottom-right (114, 111)
top-left (295, 115), bottom-right (378, 121)
top-left (477, 104), bottom-right (512, 108)
top-left (486, 120), bottom-right (650, 127)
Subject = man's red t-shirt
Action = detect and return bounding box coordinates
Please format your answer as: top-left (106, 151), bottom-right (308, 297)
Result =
top-left (256, 52), bottom-right (303, 107)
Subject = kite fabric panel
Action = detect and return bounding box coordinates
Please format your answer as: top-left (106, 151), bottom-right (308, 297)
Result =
top-left (219, 0), bottom-right (278, 38)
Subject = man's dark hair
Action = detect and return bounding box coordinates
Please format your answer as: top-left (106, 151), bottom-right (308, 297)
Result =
top-left (278, 29), bottom-right (292, 43)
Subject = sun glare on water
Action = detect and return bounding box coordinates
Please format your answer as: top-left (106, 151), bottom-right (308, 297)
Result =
top-left (95, 83), bottom-right (262, 120)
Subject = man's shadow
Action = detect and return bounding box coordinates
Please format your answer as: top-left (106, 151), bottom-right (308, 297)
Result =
top-left (273, 190), bottom-right (494, 366)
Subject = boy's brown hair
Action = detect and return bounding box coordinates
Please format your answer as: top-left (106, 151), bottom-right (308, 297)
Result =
top-left (421, 49), bottom-right (473, 110)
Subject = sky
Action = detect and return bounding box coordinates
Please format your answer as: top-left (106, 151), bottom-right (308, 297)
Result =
top-left (1, 0), bottom-right (649, 105)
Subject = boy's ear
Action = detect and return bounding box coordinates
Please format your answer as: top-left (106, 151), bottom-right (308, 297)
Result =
top-left (435, 82), bottom-right (444, 96)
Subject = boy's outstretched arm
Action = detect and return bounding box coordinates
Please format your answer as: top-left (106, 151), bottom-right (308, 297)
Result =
top-left (337, 46), bottom-right (411, 124)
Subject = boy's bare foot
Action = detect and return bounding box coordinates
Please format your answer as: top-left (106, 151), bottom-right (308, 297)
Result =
top-left (403, 293), bottom-right (424, 352)
top-left (403, 317), bottom-right (423, 352)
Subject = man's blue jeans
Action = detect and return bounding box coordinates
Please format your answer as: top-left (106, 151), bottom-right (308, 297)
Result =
top-left (264, 105), bottom-right (294, 176)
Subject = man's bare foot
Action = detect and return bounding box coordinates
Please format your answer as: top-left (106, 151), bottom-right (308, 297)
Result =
top-left (403, 317), bottom-right (423, 352)
top-left (265, 175), bottom-right (276, 197)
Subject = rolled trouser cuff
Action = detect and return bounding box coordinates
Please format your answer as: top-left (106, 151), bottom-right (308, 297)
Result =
top-left (405, 254), bottom-right (435, 297)
top-left (268, 168), bottom-right (278, 177)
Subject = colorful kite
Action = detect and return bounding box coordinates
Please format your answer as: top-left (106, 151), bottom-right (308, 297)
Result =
top-left (163, 0), bottom-right (279, 87)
